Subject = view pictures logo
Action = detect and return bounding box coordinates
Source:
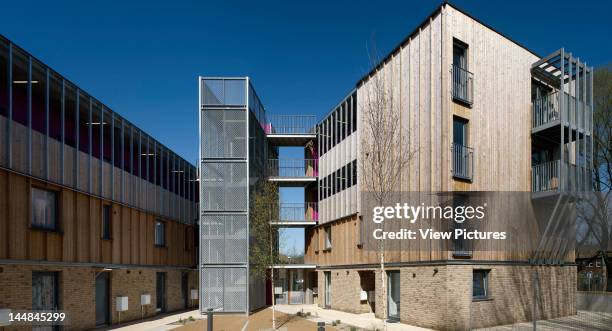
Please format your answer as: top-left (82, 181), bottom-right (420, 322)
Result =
top-left (372, 203), bottom-right (487, 224)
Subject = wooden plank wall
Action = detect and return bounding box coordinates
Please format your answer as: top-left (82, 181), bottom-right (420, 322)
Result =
top-left (0, 168), bottom-right (196, 267)
top-left (308, 5), bottom-right (564, 266)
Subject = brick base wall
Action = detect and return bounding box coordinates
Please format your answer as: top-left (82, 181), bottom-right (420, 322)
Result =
top-left (0, 264), bottom-right (198, 330)
top-left (317, 264), bottom-right (576, 330)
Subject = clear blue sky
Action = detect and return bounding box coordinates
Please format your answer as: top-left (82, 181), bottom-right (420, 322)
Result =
top-left (1, 0), bottom-right (609, 164)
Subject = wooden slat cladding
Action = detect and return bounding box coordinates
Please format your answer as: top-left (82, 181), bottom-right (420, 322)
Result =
top-left (0, 168), bottom-right (196, 267)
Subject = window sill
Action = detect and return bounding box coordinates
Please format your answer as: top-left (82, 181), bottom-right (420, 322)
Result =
top-left (29, 226), bottom-right (62, 234)
top-left (101, 237), bottom-right (112, 241)
top-left (155, 245), bottom-right (167, 249)
top-left (472, 296), bottom-right (493, 302)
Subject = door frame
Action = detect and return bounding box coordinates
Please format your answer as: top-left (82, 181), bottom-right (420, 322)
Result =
top-left (156, 272), bottom-right (167, 313)
top-left (95, 271), bottom-right (111, 327)
top-left (387, 270), bottom-right (400, 322)
top-left (324, 271), bottom-right (331, 308)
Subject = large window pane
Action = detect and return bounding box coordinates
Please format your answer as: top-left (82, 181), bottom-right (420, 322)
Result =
top-left (147, 140), bottom-right (155, 183)
top-left (31, 60), bottom-right (46, 134)
top-left (49, 74), bottom-right (62, 140)
top-left (64, 83), bottom-right (77, 147)
top-left (78, 92), bottom-right (89, 153)
top-left (32, 272), bottom-right (59, 311)
top-left (0, 40), bottom-right (8, 117)
top-left (91, 101), bottom-right (102, 159)
top-left (139, 135), bottom-right (148, 180)
top-left (11, 48), bottom-right (28, 125)
top-left (31, 187), bottom-right (58, 230)
top-left (132, 129), bottom-right (140, 176)
top-left (123, 125), bottom-right (132, 173)
top-left (113, 118), bottom-right (122, 168)
top-left (102, 109), bottom-right (112, 162)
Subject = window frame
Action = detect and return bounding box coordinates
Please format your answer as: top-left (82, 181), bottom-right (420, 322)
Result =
top-left (30, 186), bottom-right (59, 232)
top-left (472, 269), bottom-right (490, 300)
top-left (324, 226), bottom-right (332, 250)
top-left (155, 219), bottom-right (166, 247)
top-left (101, 204), bottom-right (111, 240)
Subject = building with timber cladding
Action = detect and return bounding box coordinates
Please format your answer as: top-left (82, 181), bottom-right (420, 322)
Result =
top-left (199, 2), bottom-right (594, 329)
top-left (0, 34), bottom-right (199, 329)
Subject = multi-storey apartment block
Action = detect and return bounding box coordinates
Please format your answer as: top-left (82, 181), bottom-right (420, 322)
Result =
top-left (200, 2), bottom-right (593, 329)
top-left (0, 35), bottom-right (199, 329)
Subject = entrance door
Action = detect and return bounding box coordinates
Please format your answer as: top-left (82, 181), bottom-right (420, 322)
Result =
top-left (387, 271), bottom-right (400, 321)
top-left (324, 271), bottom-right (331, 308)
top-left (95, 272), bottom-right (110, 326)
top-left (156, 272), bottom-right (166, 313)
top-left (182, 273), bottom-right (189, 309)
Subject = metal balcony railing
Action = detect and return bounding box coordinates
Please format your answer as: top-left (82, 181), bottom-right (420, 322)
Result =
top-left (451, 64), bottom-right (473, 105)
top-left (268, 159), bottom-right (318, 178)
top-left (265, 115), bottom-right (317, 135)
top-left (533, 91), bottom-right (591, 131)
top-left (451, 143), bottom-right (474, 181)
top-left (270, 202), bottom-right (318, 222)
top-left (532, 91), bottom-right (560, 129)
top-left (532, 160), bottom-right (560, 193)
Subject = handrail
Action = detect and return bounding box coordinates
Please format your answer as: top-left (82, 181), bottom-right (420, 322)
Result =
top-left (451, 64), bottom-right (474, 105)
top-left (269, 202), bottom-right (319, 222)
top-left (265, 115), bottom-right (317, 135)
top-left (451, 143), bottom-right (474, 180)
top-left (268, 158), bottom-right (318, 177)
top-left (532, 160), bottom-right (560, 192)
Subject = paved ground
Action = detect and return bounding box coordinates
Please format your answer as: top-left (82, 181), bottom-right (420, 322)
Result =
top-left (273, 304), bottom-right (431, 331)
top-left (174, 308), bottom-right (337, 331)
top-left (103, 310), bottom-right (203, 331)
top-left (475, 311), bottom-right (612, 330)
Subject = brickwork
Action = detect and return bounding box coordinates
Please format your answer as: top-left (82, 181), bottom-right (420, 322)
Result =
top-left (0, 265), bottom-right (199, 330)
top-left (317, 264), bottom-right (576, 331)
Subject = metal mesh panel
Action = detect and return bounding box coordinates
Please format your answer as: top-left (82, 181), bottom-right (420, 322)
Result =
top-left (201, 162), bottom-right (247, 211)
top-left (200, 215), bottom-right (247, 264)
top-left (225, 215), bottom-right (248, 263)
top-left (201, 215), bottom-right (225, 264)
top-left (224, 268), bottom-right (247, 311)
top-left (201, 268), bottom-right (224, 310)
top-left (201, 109), bottom-right (246, 158)
top-left (200, 267), bottom-right (247, 312)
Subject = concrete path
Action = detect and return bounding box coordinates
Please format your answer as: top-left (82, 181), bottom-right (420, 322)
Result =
top-left (104, 309), bottom-right (203, 331)
top-left (476, 311), bottom-right (612, 330)
top-left (273, 304), bottom-right (432, 331)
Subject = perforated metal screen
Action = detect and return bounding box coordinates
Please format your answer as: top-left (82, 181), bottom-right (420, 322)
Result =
top-left (200, 162), bottom-right (247, 211)
top-left (201, 109), bottom-right (246, 158)
top-left (201, 267), bottom-right (247, 312)
top-left (201, 214), bottom-right (247, 264)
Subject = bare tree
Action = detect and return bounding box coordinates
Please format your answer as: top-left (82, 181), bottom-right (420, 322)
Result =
top-left (359, 48), bottom-right (416, 328)
top-left (576, 64), bottom-right (612, 291)
top-left (250, 180), bottom-right (282, 329)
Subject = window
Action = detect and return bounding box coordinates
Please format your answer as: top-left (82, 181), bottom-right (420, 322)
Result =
top-left (31, 61), bottom-right (46, 134)
top-left (346, 162), bottom-right (353, 188)
top-left (473, 270), bottom-right (489, 299)
top-left (64, 84), bottom-right (77, 147)
top-left (453, 117), bottom-right (468, 147)
top-left (78, 92), bottom-right (90, 154)
top-left (341, 165), bottom-right (346, 191)
top-left (49, 74), bottom-right (62, 141)
top-left (324, 226), bottom-right (332, 250)
top-left (352, 92), bottom-right (357, 132)
top-left (102, 204), bottom-right (111, 240)
top-left (32, 272), bottom-right (59, 311)
top-left (352, 160), bottom-right (357, 186)
top-left (31, 187), bottom-right (58, 231)
top-left (155, 220), bottom-right (166, 247)
top-left (0, 39), bottom-right (8, 118)
top-left (11, 48), bottom-right (28, 126)
top-left (453, 39), bottom-right (468, 69)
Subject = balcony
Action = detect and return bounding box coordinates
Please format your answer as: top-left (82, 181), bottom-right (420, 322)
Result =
top-left (265, 115), bottom-right (317, 146)
top-left (532, 160), bottom-right (560, 194)
top-left (532, 160), bottom-right (592, 197)
top-left (451, 64), bottom-right (473, 105)
top-left (532, 91), bottom-right (591, 136)
top-left (451, 143), bottom-right (474, 181)
top-left (268, 159), bottom-right (318, 186)
top-left (269, 202), bottom-right (318, 227)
